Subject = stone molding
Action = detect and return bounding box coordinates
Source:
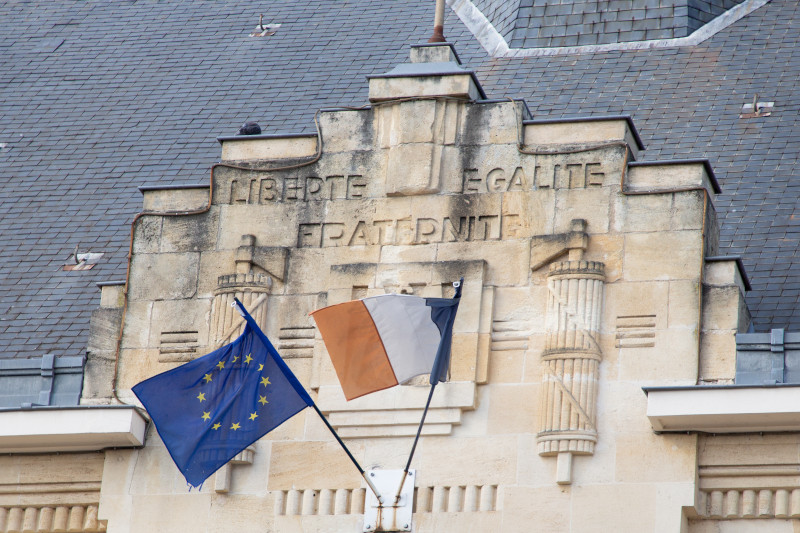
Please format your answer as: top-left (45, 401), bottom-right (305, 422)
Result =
top-left (0, 504), bottom-right (105, 533)
top-left (273, 483), bottom-right (498, 516)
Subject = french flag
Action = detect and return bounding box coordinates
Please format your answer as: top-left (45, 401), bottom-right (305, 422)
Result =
top-left (311, 282), bottom-right (462, 401)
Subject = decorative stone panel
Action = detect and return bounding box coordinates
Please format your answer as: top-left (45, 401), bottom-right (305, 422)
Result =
top-left (537, 260), bottom-right (605, 483)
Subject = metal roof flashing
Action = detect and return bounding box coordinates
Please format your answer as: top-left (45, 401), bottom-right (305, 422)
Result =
top-left (643, 383), bottom-right (800, 434)
top-left (366, 61), bottom-right (488, 100)
top-left (0, 405), bottom-right (147, 453)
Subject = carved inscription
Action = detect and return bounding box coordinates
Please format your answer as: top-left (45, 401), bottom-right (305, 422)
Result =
top-left (227, 174), bottom-right (366, 204)
top-left (299, 213), bottom-right (523, 247)
top-left (463, 158), bottom-right (610, 193)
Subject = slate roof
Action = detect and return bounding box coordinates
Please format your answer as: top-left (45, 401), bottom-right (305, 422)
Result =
top-left (1, 0), bottom-right (798, 360)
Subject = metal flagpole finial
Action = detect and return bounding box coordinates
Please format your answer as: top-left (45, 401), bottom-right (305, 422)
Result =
top-left (231, 298), bottom-right (246, 317)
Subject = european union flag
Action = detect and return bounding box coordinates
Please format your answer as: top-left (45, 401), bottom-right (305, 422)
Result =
top-left (132, 303), bottom-right (313, 488)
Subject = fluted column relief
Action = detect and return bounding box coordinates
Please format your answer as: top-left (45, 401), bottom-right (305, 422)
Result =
top-left (537, 258), bottom-right (605, 485)
top-left (209, 272), bottom-right (271, 348)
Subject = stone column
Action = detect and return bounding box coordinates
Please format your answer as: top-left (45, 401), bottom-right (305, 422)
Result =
top-left (209, 272), bottom-right (271, 347)
top-left (537, 259), bottom-right (605, 484)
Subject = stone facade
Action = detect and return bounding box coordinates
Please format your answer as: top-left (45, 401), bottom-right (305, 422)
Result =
top-left (5, 43), bottom-right (785, 533)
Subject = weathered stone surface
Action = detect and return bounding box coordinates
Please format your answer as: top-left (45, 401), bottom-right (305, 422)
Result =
top-left (57, 45), bottom-right (758, 532)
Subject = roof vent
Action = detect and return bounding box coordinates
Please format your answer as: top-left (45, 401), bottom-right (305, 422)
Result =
top-left (740, 96), bottom-right (773, 118)
top-left (250, 15), bottom-right (280, 37)
top-left (63, 247), bottom-right (104, 271)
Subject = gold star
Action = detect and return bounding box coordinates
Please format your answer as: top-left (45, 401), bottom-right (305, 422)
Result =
top-left (232, 355), bottom-right (239, 363)
top-left (230, 422), bottom-right (241, 431)
top-left (212, 422), bottom-right (221, 430)
top-left (260, 376), bottom-right (271, 387)
top-left (196, 392), bottom-right (206, 402)
top-left (249, 412), bottom-right (258, 421)
top-left (203, 373), bottom-right (212, 383)
top-left (201, 411), bottom-right (211, 421)
top-left (258, 363), bottom-right (264, 371)
top-left (258, 395), bottom-right (268, 406)
top-left (216, 361), bottom-right (225, 370)
top-left (244, 354), bottom-right (253, 365)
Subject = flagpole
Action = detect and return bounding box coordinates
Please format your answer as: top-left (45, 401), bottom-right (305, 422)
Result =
top-left (310, 402), bottom-right (385, 505)
top-left (393, 277), bottom-right (463, 504)
top-left (231, 298), bottom-right (384, 505)
top-left (393, 381), bottom-right (437, 504)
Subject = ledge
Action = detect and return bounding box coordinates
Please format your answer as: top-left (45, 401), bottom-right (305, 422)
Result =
top-left (643, 384), bottom-right (800, 433)
top-left (523, 115), bottom-right (644, 150)
top-left (0, 405), bottom-right (147, 453)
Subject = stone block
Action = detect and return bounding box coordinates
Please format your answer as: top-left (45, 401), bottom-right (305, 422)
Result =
top-left (128, 252), bottom-right (200, 301)
top-left (570, 483), bottom-right (657, 532)
top-left (414, 511), bottom-right (502, 532)
top-left (318, 109), bottom-right (372, 153)
top-left (503, 190), bottom-right (555, 238)
top-left (487, 383), bottom-right (539, 435)
top-left (317, 381), bottom-right (476, 414)
top-left (116, 348), bottom-right (161, 392)
top-left (604, 280), bottom-right (669, 329)
top-left (586, 234), bottom-right (623, 282)
top-left (132, 215), bottom-right (162, 254)
top-left (450, 332), bottom-right (480, 381)
top-left (618, 328), bottom-right (698, 382)
top-left (698, 434), bottom-right (800, 467)
top-left (554, 187), bottom-right (611, 233)
top-left (99, 284), bottom-right (125, 309)
top-left (268, 441), bottom-right (364, 490)
top-left (699, 331), bottom-right (737, 382)
top-left (119, 301), bottom-right (153, 349)
top-left (368, 74), bottom-right (480, 102)
top-left (385, 142), bottom-right (441, 195)
top-left (622, 231), bottom-right (703, 282)
top-left (498, 486), bottom-right (570, 532)
top-left (613, 192), bottom-right (673, 233)
top-left (196, 250), bottom-right (236, 298)
top-left (140, 186), bottom-right (210, 212)
top-left (671, 189), bottom-right (706, 230)
top-left (627, 162), bottom-right (717, 202)
top-left (413, 435), bottom-right (518, 486)
top-left (217, 204), bottom-right (311, 250)
top-left (207, 494), bottom-right (275, 533)
top-left (158, 209), bottom-right (219, 253)
top-left (615, 432), bottom-right (696, 483)
top-left (702, 285), bottom-right (744, 332)
top-left (523, 118), bottom-right (640, 159)
top-left (127, 494), bottom-right (212, 531)
top-left (99, 450), bottom-right (138, 497)
top-left (461, 101), bottom-right (521, 146)
top-left (436, 240), bottom-right (530, 286)
top-left (220, 135), bottom-right (318, 161)
top-left (489, 349), bottom-right (526, 384)
top-left (147, 298), bottom-right (211, 350)
top-left (379, 244), bottom-right (437, 263)
top-left (668, 279), bottom-right (702, 330)
top-left (376, 100), bottom-right (439, 145)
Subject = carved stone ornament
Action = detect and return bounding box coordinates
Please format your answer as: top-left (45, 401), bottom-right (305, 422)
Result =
top-left (537, 258), bottom-right (605, 485)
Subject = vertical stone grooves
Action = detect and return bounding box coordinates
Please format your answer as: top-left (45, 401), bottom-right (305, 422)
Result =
top-left (0, 505), bottom-right (106, 533)
top-left (210, 273), bottom-right (271, 346)
top-left (538, 260), bottom-right (605, 457)
top-left (273, 484), bottom-right (499, 516)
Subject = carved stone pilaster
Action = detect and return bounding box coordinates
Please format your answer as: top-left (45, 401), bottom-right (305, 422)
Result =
top-left (537, 260), bottom-right (605, 484)
top-left (209, 272), bottom-right (271, 347)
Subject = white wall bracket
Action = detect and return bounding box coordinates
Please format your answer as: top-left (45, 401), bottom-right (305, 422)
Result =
top-left (363, 469), bottom-right (415, 532)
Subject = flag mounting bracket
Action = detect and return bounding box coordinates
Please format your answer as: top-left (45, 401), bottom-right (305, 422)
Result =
top-left (364, 469), bottom-right (415, 532)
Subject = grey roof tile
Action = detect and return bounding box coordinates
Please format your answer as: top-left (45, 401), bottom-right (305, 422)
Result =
top-left (0, 0), bottom-right (798, 361)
